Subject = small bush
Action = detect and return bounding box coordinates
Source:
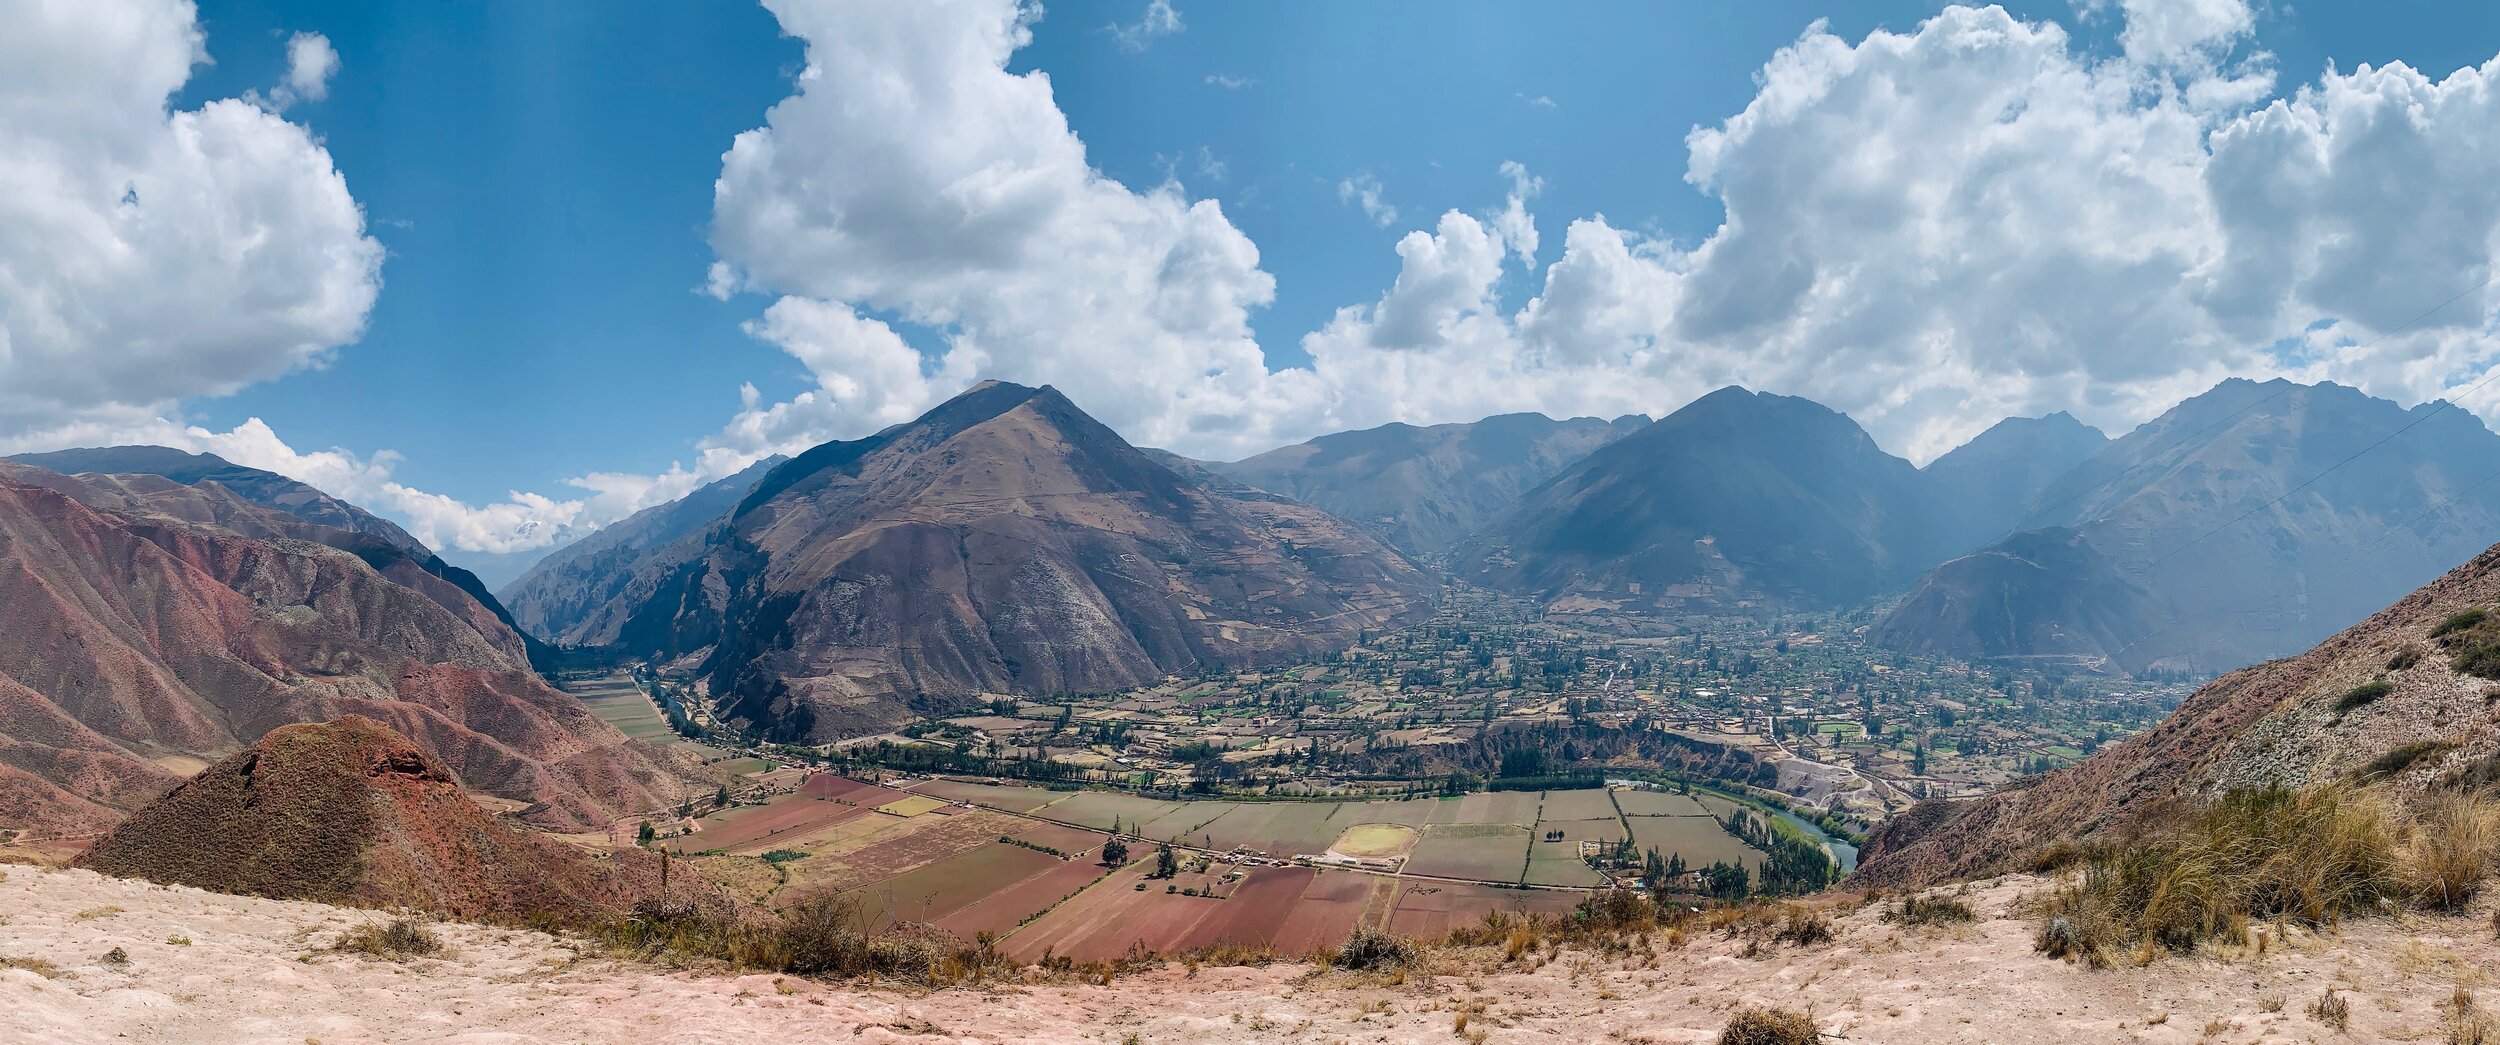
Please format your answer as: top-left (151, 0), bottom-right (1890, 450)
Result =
top-left (2035, 786), bottom-right (2403, 966)
top-left (2308, 989), bottom-right (2350, 1031)
top-left (2361, 741), bottom-right (2456, 782)
top-left (1718, 1005), bottom-right (1820, 1044)
top-left (759, 849), bottom-right (808, 864)
top-left (0, 955), bottom-right (61, 978)
top-left (2433, 609), bottom-right (2490, 640)
top-left (101, 947), bottom-right (128, 967)
top-left (2390, 648), bottom-right (2423, 671)
top-left (1885, 894), bottom-right (1977, 926)
top-left (2407, 793), bottom-right (2500, 912)
top-left (1331, 927), bottom-right (1420, 971)
top-left (333, 918), bottom-right (444, 960)
top-left (1771, 908), bottom-right (1834, 947)
top-left (2459, 643), bottom-right (2500, 682)
top-left (2335, 679), bottom-right (2394, 713)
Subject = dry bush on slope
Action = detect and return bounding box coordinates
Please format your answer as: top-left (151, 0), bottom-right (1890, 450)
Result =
top-left (332, 917), bottom-right (445, 960)
top-left (2036, 785), bottom-right (2500, 966)
top-left (1718, 1005), bottom-right (1820, 1044)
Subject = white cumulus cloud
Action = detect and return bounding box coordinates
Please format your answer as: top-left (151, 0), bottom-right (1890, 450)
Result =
top-left (0, 1), bottom-right (380, 435)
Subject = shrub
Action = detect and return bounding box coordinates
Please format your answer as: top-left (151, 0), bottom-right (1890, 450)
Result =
top-left (0, 955), bottom-right (61, 978)
top-left (759, 849), bottom-right (808, 864)
top-left (2308, 989), bottom-right (2350, 1031)
top-left (2034, 786), bottom-right (2403, 966)
top-left (2406, 793), bottom-right (2500, 912)
top-left (2335, 679), bottom-right (2394, 713)
top-left (2390, 648), bottom-right (2423, 671)
top-left (1330, 927), bottom-right (1420, 971)
top-left (1717, 1005), bottom-right (1820, 1044)
top-left (2459, 643), bottom-right (2500, 682)
top-left (2433, 609), bottom-right (2490, 640)
top-left (2360, 741), bottom-right (2456, 783)
top-left (1771, 908), bottom-right (1834, 947)
top-left (333, 918), bottom-right (444, 959)
top-left (1884, 894), bottom-right (1977, 926)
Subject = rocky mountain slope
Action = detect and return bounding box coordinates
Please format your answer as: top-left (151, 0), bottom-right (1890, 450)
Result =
top-left (75, 717), bottom-right (666, 922)
top-left (1452, 387), bottom-right (1954, 611)
top-left (1859, 537), bottom-right (2500, 887)
top-left (1876, 380), bottom-right (2500, 673)
top-left (1208, 412), bottom-right (1650, 556)
top-left (500, 455), bottom-right (784, 642)
top-left (577, 381), bottom-right (1431, 741)
top-left (0, 466), bottom-right (699, 837)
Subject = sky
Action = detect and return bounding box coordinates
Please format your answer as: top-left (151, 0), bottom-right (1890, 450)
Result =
top-left (5, 0), bottom-right (2500, 584)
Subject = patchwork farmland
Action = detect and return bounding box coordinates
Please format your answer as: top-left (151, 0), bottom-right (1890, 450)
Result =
top-left (652, 772), bottom-right (1777, 961)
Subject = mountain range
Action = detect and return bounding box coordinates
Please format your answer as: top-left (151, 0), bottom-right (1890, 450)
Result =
top-left (1872, 380), bottom-right (2500, 672)
top-left (1205, 412), bottom-right (1651, 557)
top-left (1447, 388), bottom-right (2107, 613)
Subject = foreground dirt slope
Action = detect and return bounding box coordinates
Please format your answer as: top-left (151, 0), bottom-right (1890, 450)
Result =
top-left (1860, 540), bottom-right (2500, 887)
top-left (7, 865), bottom-right (2497, 1043)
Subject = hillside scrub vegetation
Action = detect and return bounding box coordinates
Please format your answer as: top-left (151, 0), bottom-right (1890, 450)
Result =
top-left (2033, 784), bottom-right (2500, 967)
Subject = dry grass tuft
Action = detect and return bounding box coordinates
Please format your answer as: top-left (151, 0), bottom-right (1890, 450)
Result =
top-left (2308, 988), bottom-right (2351, 1031)
top-left (2407, 793), bottom-right (2500, 911)
top-left (1327, 927), bottom-right (1421, 972)
top-left (333, 917), bottom-right (445, 960)
top-left (1884, 894), bottom-right (1976, 927)
top-left (2035, 786), bottom-right (2416, 966)
top-left (1717, 1004), bottom-right (1820, 1044)
top-left (0, 954), bottom-right (62, 978)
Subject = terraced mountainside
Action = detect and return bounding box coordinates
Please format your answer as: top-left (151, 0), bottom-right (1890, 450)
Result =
top-left (0, 465), bottom-right (702, 838)
top-left (561, 381), bottom-right (1433, 741)
top-left (1207, 412), bottom-right (1651, 556)
top-left (1858, 538), bottom-right (2500, 888)
top-left (75, 717), bottom-right (669, 922)
top-left (1876, 380), bottom-right (2500, 673)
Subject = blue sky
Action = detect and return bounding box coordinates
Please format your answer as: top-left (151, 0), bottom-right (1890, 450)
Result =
top-left (7, 0), bottom-right (2500, 579)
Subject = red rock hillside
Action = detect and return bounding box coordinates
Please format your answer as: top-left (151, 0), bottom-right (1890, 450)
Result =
top-left (0, 470), bottom-right (706, 838)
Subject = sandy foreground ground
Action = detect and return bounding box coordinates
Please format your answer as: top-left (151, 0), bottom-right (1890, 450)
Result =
top-left (5, 865), bottom-right (2499, 1043)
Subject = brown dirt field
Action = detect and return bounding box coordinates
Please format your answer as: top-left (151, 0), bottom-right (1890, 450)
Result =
top-left (1625, 815), bottom-right (1769, 869)
top-left (1535, 788), bottom-right (1622, 821)
top-left (932, 856), bottom-right (1109, 941)
top-left (665, 796), bottom-right (872, 855)
top-left (775, 810), bottom-right (1019, 905)
top-left (1612, 789), bottom-right (1709, 816)
top-left (1328, 823), bottom-right (1420, 859)
top-left (1000, 859), bottom-right (1219, 961)
top-left (800, 774), bottom-right (915, 806)
top-left (1001, 863), bottom-right (1397, 963)
top-left (1522, 840), bottom-right (1611, 887)
top-left (1534, 816), bottom-right (1630, 843)
top-left (1404, 823), bottom-right (1530, 881)
top-left (907, 778), bottom-right (1066, 813)
top-left (1384, 880), bottom-right (1584, 939)
top-left (1005, 821), bottom-right (1101, 855)
top-left (848, 842), bottom-right (1064, 930)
